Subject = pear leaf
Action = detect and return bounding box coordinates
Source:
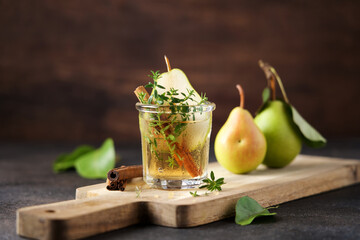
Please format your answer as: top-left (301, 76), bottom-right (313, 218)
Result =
top-left (53, 145), bottom-right (95, 173)
top-left (235, 196), bottom-right (277, 226)
top-left (256, 95), bottom-right (270, 116)
top-left (262, 87), bottom-right (271, 103)
top-left (289, 106), bottom-right (327, 148)
top-left (74, 138), bottom-right (116, 179)
top-left (256, 87), bottom-right (271, 115)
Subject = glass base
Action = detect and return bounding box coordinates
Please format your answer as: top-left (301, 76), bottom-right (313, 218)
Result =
top-left (144, 176), bottom-right (206, 190)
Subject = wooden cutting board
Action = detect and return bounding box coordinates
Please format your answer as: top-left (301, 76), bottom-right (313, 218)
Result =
top-left (17, 155), bottom-right (360, 240)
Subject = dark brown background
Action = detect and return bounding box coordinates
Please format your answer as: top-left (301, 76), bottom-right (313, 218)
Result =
top-left (1, 0), bottom-right (359, 144)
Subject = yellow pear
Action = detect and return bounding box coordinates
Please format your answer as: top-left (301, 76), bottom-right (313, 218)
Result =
top-left (215, 85), bottom-right (267, 174)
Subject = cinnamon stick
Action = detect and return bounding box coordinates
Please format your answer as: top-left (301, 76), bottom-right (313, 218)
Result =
top-left (134, 86), bottom-right (150, 102)
top-left (106, 165), bottom-right (143, 191)
top-left (134, 86), bottom-right (201, 178)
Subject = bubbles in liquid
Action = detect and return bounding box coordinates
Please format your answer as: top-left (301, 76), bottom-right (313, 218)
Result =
top-left (158, 167), bottom-right (164, 173)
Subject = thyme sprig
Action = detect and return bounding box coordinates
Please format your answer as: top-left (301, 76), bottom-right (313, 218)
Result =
top-left (199, 171), bottom-right (225, 192)
top-left (189, 171), bottom-right (225, 197)
top-left (142, 70), bottom-right (208, 168)
top-left (141, 70), bottom-right (208, 106)
top-left (190, 191), bottom-right (200, 197)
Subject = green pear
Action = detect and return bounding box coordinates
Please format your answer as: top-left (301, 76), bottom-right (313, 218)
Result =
top-left (255, 60), bottom-right (326, 168)
top-left (215, 85), bottom-right (267, 174)
top-left (254, 101), bottom-right (302, 168)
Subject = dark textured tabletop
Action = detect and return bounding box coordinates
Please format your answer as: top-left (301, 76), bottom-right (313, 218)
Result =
top-left (1, 139), bottom-right (360, 240)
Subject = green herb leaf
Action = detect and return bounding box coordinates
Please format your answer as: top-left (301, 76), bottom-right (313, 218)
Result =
top-left (148, 70), bottom-right (161, 81)
top-left (74, 138), bottom-right (116, 179)
top-left (190, 191), bottom-right (200, 197)
top-left (235, 196), bottom-right (277, 226)
top-left (210, 171), bottom-right (215, 181)
top-left (199, 92), bottom-right (208, 104)
top-left (53, 145), bottom-right (95, 173)
top-left (166, 156), bottom-right (177, 168)
top-left (168, 134), bottom-right (176, 142)
top-left (289, 105), bottom-right (327, 148)
top-left (145, 82), bottom-right (154, 88)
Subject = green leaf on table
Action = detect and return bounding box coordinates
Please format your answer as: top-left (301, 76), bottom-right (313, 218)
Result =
top-left (289, 105), bottom-right (327, 148)
top-left (74, 138), bottom-right (116, 179)
top-left (235, 196), bottom-right (277, 226)
top-left (53, 145), bottom-right (95, 173)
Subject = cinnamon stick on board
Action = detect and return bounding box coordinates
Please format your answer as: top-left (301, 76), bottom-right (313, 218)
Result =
top-left (134, 86), bottom-right (201, 178)
top-left (106, 165), bottom-right (143, 191)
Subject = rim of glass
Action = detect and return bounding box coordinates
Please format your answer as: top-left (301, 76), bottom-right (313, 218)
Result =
top-left (136, 101), bottom-right (216, 113)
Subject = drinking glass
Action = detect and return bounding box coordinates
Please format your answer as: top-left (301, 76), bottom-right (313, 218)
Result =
top-left (136, 102), bottom-right (216, 189)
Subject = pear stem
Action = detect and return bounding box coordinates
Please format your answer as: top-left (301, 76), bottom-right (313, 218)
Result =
top-left (269, 76), bottom-right (276, 101)
top-left (259, 60), bottom-right (275, 100)
top-left (258, 60), bottom-right (289, 104)
top-left (236, 84), bottom-right (244, 108)
top-left (164, 55), bottom-right (171, 72)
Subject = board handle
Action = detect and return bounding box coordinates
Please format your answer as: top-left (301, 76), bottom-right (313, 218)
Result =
top-left (17, 196), bottom-right (143, 240)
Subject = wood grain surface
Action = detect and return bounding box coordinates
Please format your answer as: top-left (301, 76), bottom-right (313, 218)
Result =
top-left (17, 155), bottom-right (360, 240)
top-left (1, 1), bottom-right (360, 143)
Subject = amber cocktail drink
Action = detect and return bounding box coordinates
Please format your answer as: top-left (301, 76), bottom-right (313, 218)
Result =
top-left (137, 102), bottom-right (215, 189)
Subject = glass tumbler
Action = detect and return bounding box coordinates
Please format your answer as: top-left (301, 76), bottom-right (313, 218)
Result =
top-left (136, 102), bottom-right (216, 189)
